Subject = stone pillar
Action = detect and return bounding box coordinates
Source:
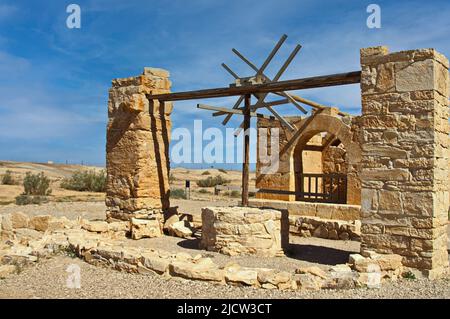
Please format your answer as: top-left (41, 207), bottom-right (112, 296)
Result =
top-left (359, 46), bottom-right (449, 278)
top-left (106, 68), bottom-right (172, 222)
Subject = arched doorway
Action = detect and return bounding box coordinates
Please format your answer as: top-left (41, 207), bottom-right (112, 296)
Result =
top-left (288, 113), bottom-right (362, 205)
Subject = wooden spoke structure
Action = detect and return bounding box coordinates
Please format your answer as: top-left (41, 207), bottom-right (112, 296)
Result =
top-left (146, 34), bottom-right (361, 207)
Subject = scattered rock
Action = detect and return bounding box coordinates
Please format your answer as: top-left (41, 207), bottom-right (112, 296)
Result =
top-left (168, 220), bottom-right (193, 238)
top-left (29, 215), bottom-right (52, 232)
top-left (1, 214), bottom-right (13, 231)
top-left (257, 269), bottom-right (291, 286)
top-left (163, 214), bottom-right (179, 231)
top-left (295, 266), bottom-right (328, 279)
top-left (294, 273), bottom-right (323, 290)
top-left (82, 221), bottom-right (109, 233)
top-left (0, 264), bottom-right (17, 278)
top-left (131, 218), bottom-right (162, 240)
top-left (10, 212), bottom-right (29, 229)
top-left (170, 260), bottom-right (224, 282)
top-left (225, 265), bottom-right (259, 286)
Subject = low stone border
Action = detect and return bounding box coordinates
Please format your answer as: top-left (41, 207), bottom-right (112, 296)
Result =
top-left (290, 216), bottom-right (361, 241)
top-left (1, 212), bottom-right (408, 291)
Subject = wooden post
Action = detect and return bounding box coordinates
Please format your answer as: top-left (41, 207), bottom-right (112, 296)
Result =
top-left (241, 94), bottom-right (251, 207)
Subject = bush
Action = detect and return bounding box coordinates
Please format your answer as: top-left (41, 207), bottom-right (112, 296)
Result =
top-left (230, 190), bottom-right (241, 198)
top-left (1, 170), bottom-right (16, 185)
top-left (61, 170), bottom-right (106, 192)
top-left (201, 171), bottom-right (211, 176)
top-left (402, 271), bottom-right (416, 280)
top-left (169, 173), bottom-right (177, 182)
top-left (170, 188), bottom-right (186, 199)
top-left (218, 168), bottom-right (228, 174)
top-left (15, 195), bottom-right (49, 206)
top-left (23, 172), bottom-right (52, 196)
top-left (198, 188), bottom-right (210, 194)
top-left (196, 175), bottom-right (230, 188)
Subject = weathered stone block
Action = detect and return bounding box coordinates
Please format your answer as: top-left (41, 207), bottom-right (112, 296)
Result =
top-left (201, 206), bottom-right (286, 257)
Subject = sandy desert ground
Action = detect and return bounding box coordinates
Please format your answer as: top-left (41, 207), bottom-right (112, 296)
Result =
top-left (0, 161), bottom-right (449, 299)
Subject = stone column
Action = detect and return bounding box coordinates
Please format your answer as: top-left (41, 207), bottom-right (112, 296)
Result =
top-left (106, 68), bottom-right (172, 222)
top-left (359, 47), bottom-right (449, 278)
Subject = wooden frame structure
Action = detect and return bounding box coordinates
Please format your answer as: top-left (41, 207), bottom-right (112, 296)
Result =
top-left (146, 35), bottom-right (361, 206)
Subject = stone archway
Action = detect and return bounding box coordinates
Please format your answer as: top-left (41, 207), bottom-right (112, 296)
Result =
top-left (286, 113), bottom-right (362, 205)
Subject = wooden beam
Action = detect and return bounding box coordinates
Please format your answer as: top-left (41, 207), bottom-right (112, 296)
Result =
top-left (146, 71), bottom-right (361, 101)
top-left (274, 92), bottom-right (350, 117)
top-left (212, 98), bottom-right (289, 117)
top-left (241, 94), bottom-right (251, 207)
top-left (197, 104), bottom-right (276, 120)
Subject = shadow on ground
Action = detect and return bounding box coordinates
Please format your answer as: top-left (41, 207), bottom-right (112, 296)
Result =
top-left (285, 243), bottom-right (352, 265)
top-left (177, 238), bottom-right (353, 265)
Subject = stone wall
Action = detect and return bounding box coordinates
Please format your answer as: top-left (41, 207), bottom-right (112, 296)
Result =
top-left (200, 206), bottom-right (288, 257)
top-left (248, 198), bottom-right (360, 221)
top-left (359, 46), bottom-right (449, 279)
top-left (106, 68), bottom-right (172, 222)
top-left (256, 110), bottom-right (362, 205)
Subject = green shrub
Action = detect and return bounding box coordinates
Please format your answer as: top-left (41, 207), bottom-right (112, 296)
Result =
top-left (170, 188), bottom-right (186, 199)
top-left (196, 175), bottom-right (230, 187)
top-left (23, 172), bottom-right (52, 196)
top-left (15, 195), bottom-right (49, 206)
top-left (230, 190), bottom-right (241, 198)
top-left (61, 170), bottom-right (106, 192)
top-left (201, 171), bottom-right (211, 176)
top-left (402, 271), bottom-right (416, 280)
top-left (1, 170), bottom-right (16, 185)
top-left (198, 188), bottom-right (210, 194)
top-left (218, 168), bottom-right (228, 174)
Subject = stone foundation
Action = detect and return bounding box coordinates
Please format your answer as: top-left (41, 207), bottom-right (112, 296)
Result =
top-left (200, 206), bottom-right (288, 257)
top-left (292, 216), bottom-right (361, 241)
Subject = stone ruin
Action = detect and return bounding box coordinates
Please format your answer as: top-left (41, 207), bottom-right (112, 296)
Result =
top-left (102, 46), bottom-right (449, 282)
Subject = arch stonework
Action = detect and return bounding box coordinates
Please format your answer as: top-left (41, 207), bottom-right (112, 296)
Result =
top-left (255, 110), bottom-right (362, 205)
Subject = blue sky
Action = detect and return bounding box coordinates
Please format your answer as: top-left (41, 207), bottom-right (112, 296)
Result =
top-left (0, 0), bottom-right (449, 168)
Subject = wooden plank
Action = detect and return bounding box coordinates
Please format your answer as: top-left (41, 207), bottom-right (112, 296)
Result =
top-left (274, 92), bottom-right (350, 117)
top-left (221, 63), bottom-right (239, 79)
top-left (197, 104), bottom-right (276, 120)
top-left (265, 105), bottom-right (295, 131)
top-left (241, 94), bottom-right (251, 207)
top-left (146, 71), bottom-right (361, 101)
top-left (257, 34), bottom-right (288, 76)
top-left (232, 48), bottom-right (259, 72)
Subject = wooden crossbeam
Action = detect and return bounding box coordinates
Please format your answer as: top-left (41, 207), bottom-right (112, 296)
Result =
top-left (275, 92), bottom-right (350, 117)
top-left (280, 109), bottom-right (324, 157)
top-left (197, 104), bottom-right (276, 120)
top-left (146, 71), bottom-right (361, 101)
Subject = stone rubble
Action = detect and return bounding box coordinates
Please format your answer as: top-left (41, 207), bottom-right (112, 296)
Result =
top-left (294, 216), bottom-right (361, 241)
top-left (0, 212), bottom-right (409, 291)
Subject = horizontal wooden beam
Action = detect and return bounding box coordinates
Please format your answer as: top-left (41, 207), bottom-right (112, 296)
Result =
top-left (147, 71), bottom-right (361, 101)
top-left (197, 104), bottom-right (276, 120)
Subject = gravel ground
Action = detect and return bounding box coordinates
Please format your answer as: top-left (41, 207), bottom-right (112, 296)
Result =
top-left (124, 236), bottom-right (360, 272)
top-left (0, 199), bottom-right (237, 221)
top-left (1, 201), bottom-right (449, 299)
top-left (0, 256), bottom-right (449, 299)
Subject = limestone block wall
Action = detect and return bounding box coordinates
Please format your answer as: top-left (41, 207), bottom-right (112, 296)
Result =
top-left (359, 47), bottom-right (449, 278)
top-left (200, 206), bottom-right (289, 257)
top-left (256, 112), bottom-right (362, 205)
top-left (256, 116), bottom-right (303, 201)
top-left (106, 68), bottom-right (172, 221)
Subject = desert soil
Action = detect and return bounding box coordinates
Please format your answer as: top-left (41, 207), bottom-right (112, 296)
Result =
top-left (1, 200), bottom-right (449, 299)
top-left (1, 161), bottom-right (449, 299)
